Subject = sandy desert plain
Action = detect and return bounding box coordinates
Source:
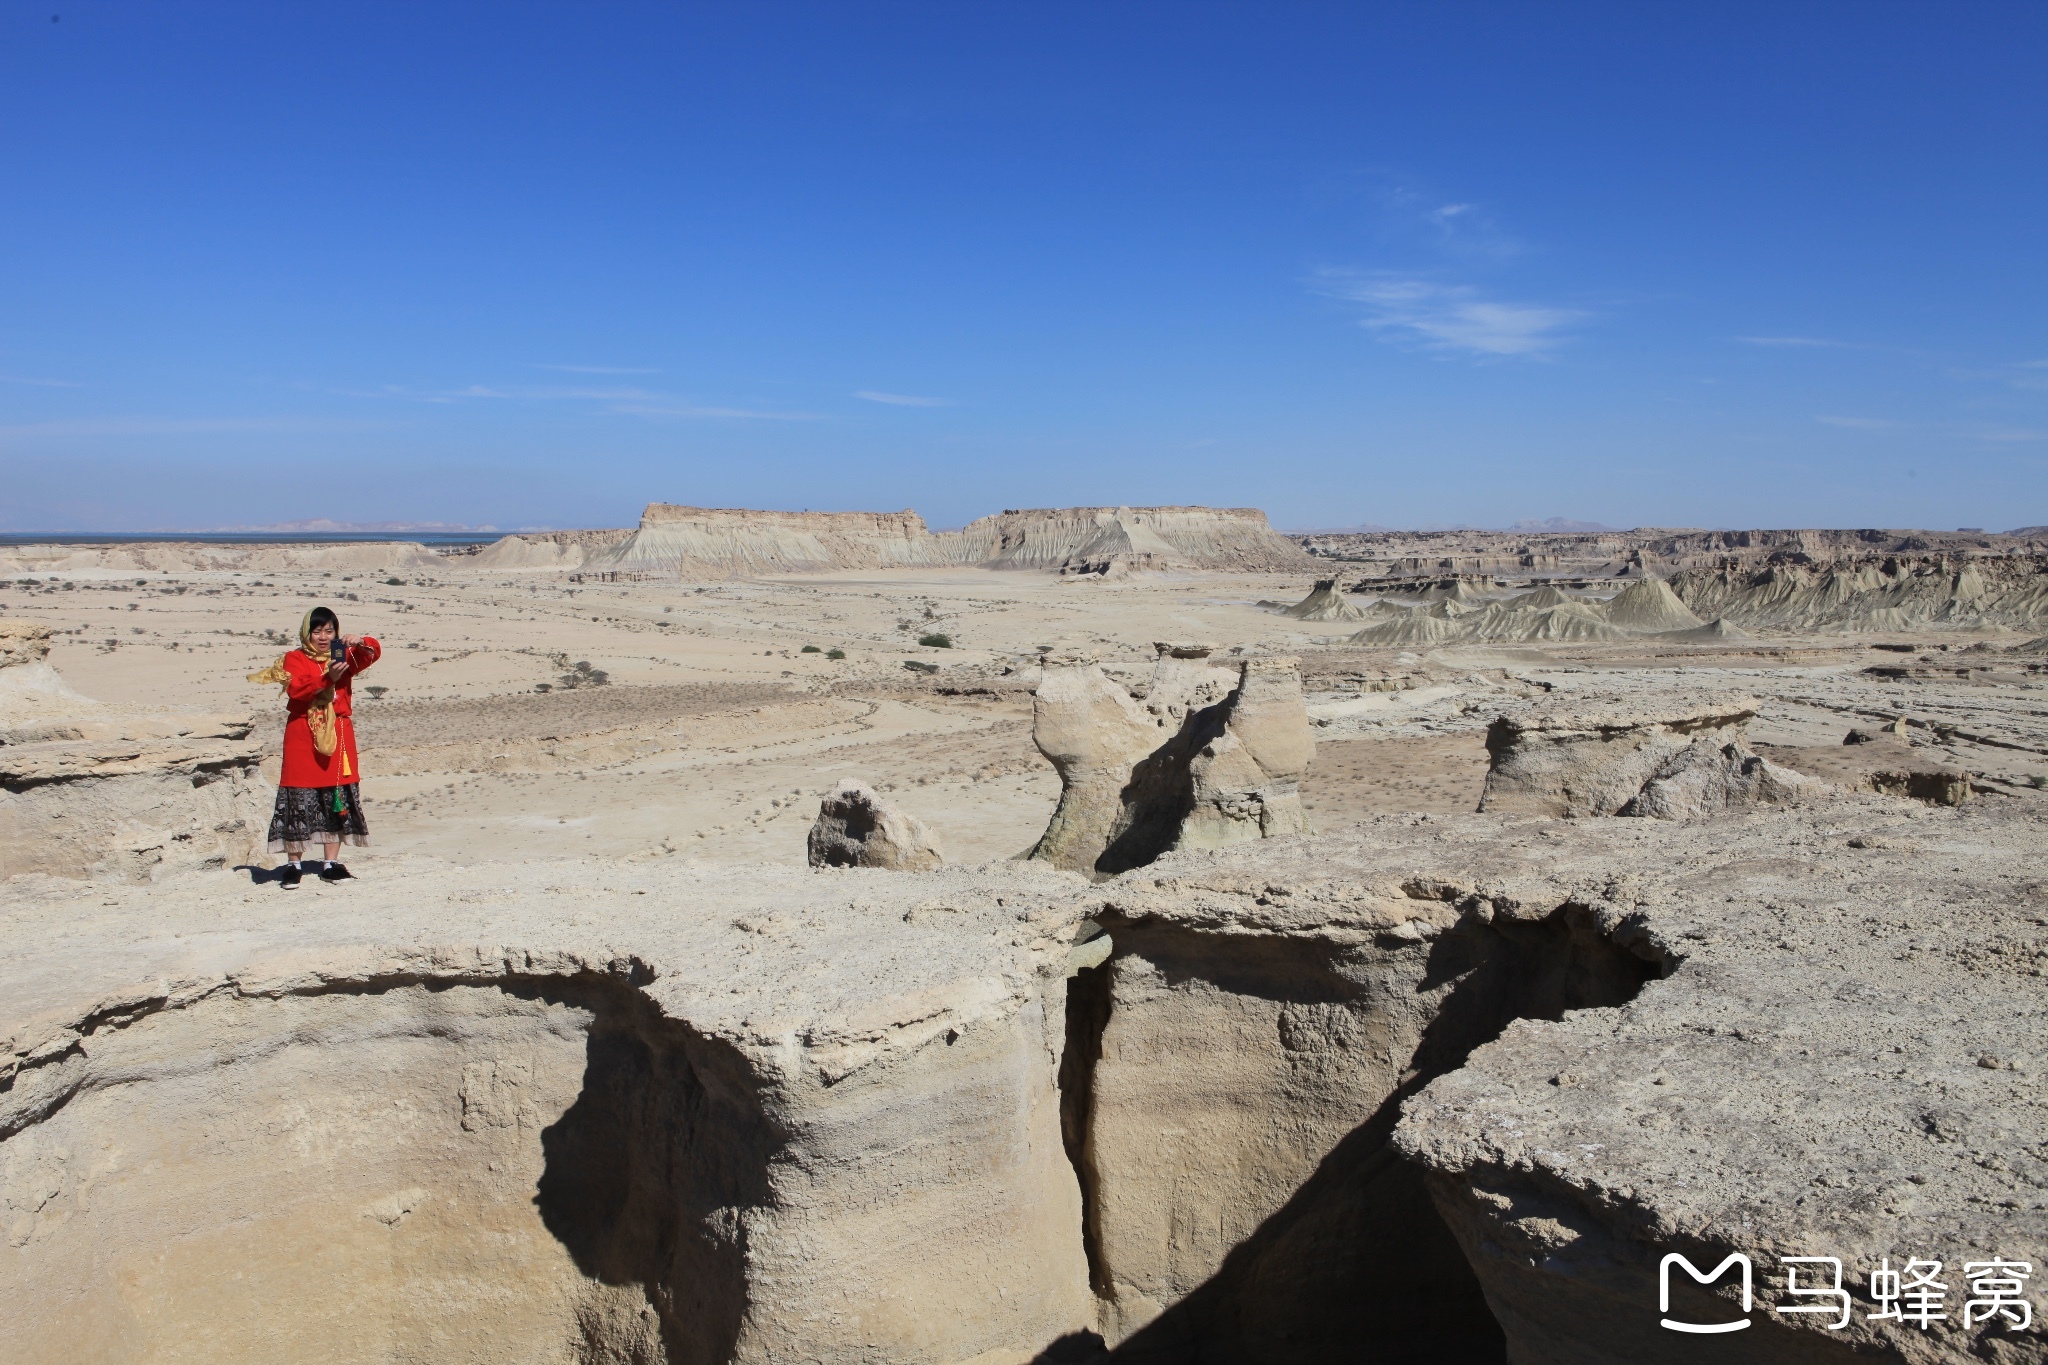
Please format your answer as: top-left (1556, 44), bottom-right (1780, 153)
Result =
top-left (3, 503), bottom-right (2047, 1364)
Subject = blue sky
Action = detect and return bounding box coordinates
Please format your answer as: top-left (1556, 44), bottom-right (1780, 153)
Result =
top-left (2, 1), bottom-right (2043, 533)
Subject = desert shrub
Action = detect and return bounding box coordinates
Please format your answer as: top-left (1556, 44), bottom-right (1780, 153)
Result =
top-left (918, 633), bottom-right (953, 648)
top-left (826, 648), bottom-right (846, 660)
top-left (800, 644), bottom-right (821, 653)
top-left (365, 685), bottom-right (388, 699)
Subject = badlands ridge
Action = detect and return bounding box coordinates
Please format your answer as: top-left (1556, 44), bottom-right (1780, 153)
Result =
top-left (2, 503), bottom-right (2045, 1364)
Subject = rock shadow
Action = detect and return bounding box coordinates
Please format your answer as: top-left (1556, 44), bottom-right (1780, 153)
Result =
top-left (532, 981), bottom-right (779, 1365)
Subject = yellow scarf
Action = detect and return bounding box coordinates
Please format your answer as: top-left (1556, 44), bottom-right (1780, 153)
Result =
top-left (247, 609), bottom-right (339, 757)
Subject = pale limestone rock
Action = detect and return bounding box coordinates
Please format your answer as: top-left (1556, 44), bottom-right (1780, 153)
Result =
top-left (585, 502), bottom-right (1314, 580)
top-left (1027, 645), bottom-right (1312, 877)
top-left (0, 619), bottom-right (265, 880)
top-left (1616, 738), bottom-right (1817, 818)
top-left (4, 804), bottom-right (2040, 1363)
top-left (939, 505), bottom-right (1313, 574)
top-left (1477, 693), bottom-right (1760, 817)
top-left (0, 619), bottom-right (52, 669)
top-left (0, 858), bottom-right (1097, 1365)
top-left (806, 778), bottom-right (945, 870)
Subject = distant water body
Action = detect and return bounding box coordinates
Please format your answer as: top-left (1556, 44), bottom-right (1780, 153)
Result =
top-left (0, 531), bottom-right (507, 547)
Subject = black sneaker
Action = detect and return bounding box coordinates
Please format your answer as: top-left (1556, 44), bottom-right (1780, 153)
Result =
top-left (318, 862), bottom-right (354, 882)
top-left (278, 863), bottom-right (302, 889)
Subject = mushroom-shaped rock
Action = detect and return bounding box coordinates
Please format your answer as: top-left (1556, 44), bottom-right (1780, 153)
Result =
top-left (806, 779), bottom-right (946, 871)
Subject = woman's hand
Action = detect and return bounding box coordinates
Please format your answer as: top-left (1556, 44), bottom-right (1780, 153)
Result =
top-left (327, 635), bottom-right (366, 679)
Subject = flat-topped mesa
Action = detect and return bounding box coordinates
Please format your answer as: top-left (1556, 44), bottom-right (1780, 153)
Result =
top-left (938, 505), bottom-right (1316, 574)
top-left (459, 502), bottom-right (1315, 579)
top-left (0, 620), bottom-right (265, 880)
top-left (1028, 643), bottom-right (1313, 877)
top-left (1478, 692), bottom-right (1808, 819)
top-left (601, 504), bottom-right (941, 577)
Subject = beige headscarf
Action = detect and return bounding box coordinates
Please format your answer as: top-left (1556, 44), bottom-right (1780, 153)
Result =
top-left (247, 609), bottom-right (339, 756)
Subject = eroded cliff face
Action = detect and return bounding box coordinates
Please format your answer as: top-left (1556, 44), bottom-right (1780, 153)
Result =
top-left (939, 506), bottom-right (1314, 575)
top-left (2, 864), bottom-right (1098, 1365)
top-left (0, 619), bottom-right (267, 880)
top-left (5, 803), bottom-right (2041, 1365)
top-left (1068, 844), bottom-right (1663, 1358)
top-left (588, 503), bottom-right (1315, 579)
top-left (600, 505), bottom-right (942, 577)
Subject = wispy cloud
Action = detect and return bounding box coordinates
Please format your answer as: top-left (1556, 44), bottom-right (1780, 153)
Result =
top-left (1817, 415), bottom-right (1897, 430)
top-left (1317, 270), bottom-right (1582, 357)
top-left (530, 363), bottom-right (660, 375)
top-left (0, 374), bottom-right (82, 387)
top-left (854, 390), bottom-right (948, 407)
top-left (1368, 182), bottom-right (1524, 259)
top-left (1972, 426), bottom-right (2048, 442)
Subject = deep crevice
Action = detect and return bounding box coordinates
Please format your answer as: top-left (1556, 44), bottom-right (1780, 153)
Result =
top-left (1077, 902), bottom-right (1663, 1364)
top-left (1059, 952), bottom-right (1115, 1298)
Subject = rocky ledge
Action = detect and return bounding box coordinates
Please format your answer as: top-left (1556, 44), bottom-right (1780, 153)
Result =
top-left (3, 797), bottom-right (2042, 1364)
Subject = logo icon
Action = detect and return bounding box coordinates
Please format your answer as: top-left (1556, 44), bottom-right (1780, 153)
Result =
top-left (1661, 1253), bottom-right (1753, 1334)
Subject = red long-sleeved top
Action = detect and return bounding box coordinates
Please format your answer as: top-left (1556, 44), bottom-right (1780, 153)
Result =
top-left (277, 637), bottom-right (380, 788)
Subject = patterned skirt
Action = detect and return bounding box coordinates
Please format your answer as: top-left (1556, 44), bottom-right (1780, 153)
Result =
top-left (267, 784), bottom-right (370, 852)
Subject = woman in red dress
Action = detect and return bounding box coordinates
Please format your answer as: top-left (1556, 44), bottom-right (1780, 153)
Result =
top-left (250, 606), bottom-right (382, 888)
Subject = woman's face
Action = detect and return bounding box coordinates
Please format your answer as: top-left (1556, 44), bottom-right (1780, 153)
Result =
top-left (308, 622), bottom-right (337, 649)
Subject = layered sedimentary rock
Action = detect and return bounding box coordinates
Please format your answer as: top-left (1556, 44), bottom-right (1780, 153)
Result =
top-left (1279, 577), bottom-right (1367, 621)
top-left (600, 505), bottom-right (942, 577)
top-left (584, 502), bottom-right (1312, 578)
top-left (1027, 645), bottom-right (1312, 878)
top-left (1, 859), bottom-right (1098, 1365)
top-left (1599, 575), bottom-right (1705, 632)
top-left (1300, 525), bottom-right (2047, 581)
top-left (1341, 574), bottom-right (1735, 646)
top-left (1670, 555), bottom-right (2048, 633)
top-left (939, 506), bottom-right (1314, 575)
top-left (0, 621), bottom-right (266, 880)
top-left (806, 778), bottom-right (946, 870)
top-left (1478, 693), bottom-right (1771, 817)
top-left (470, 527), bottom-right (635, 569)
